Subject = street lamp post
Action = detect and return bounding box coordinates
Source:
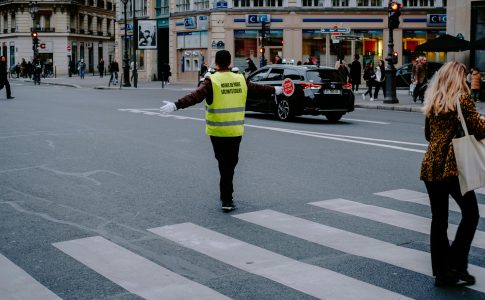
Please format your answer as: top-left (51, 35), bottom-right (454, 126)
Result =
top-left (120, 0), bottom-right (131, 87)
top-left (384, 1), bottom-right (401, 104)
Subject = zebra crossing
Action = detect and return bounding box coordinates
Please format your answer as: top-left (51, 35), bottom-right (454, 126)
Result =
top-left (1, 188), bottom-right (484, 299)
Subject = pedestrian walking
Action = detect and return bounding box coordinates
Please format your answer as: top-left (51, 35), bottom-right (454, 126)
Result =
top-left (372, 60), bottom-right (386, 100)
top-left (335, 59), bottom-right (349, 83)
top-left (98, 58), bottom-right (105, 78)
top-left (161, 62), bottom-right (171, 85)
top-left (109, 60), bottom-right (119, 85)
top-left (420, 61), bottom-right (482, 287)
top-left (0, 56), bottom-right (14, 99)
top-left (350, 54), bottom-right (362, 92)
top-left (413, 56), bottom-right (428, 103)
top-left (32, 58), bottom-right (41, 85)
top-left (78, 59), bottom-right (86, 79)
top-left (470, 67), bottom-right (481, 102)
top-left (159, 50), bottom-right (282, 212)
top-left (362, 62), bottom-right (374, 101)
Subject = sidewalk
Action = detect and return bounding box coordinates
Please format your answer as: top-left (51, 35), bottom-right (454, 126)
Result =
top-left (11, 74), bottom-right (485, 114)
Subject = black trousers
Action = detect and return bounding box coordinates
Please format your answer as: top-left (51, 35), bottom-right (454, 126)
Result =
top-left (373, 81), bottom-right (386, 98)
top-left (210, 136), bottom-right (242, 202)
top-left (1, 79), bottom-right (11, 97)
top-left (424, 178), bottom-right (480, 275)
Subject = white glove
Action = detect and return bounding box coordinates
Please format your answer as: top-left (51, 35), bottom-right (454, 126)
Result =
top-left (274, 86), bottom-right (283, 95)
top-left (160, 101), bottom-right (177, 114)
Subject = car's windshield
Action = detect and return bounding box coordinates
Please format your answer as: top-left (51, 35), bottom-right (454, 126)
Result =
top-left (306, 70), bottom-right (344, 83)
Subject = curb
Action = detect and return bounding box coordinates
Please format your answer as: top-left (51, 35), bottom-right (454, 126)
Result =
top-left (355, 103), bottom-right (423, 113)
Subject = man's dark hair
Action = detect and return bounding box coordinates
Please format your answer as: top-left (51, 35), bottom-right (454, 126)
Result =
top-left (215, 50), bottom-right (231, 69)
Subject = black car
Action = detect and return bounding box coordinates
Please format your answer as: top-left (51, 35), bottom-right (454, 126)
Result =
top-left (395, 62), bottom-right (444, 87)
top-left (246, 65), bottom-right (355, 122)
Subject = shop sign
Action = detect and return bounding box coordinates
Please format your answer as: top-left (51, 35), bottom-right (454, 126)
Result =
top-left (427, 14), bottom-right (446, 27)
top-left (197, 16), bottom-right (209, 30)
top-left (215, 1), bottom-right (228, 8)
top-left (38, 41), bottom-right (53, 53)
top-left (246, 14), bottom-right (271, 26)
top-left (184, 17), bottom-right (197, 29)
top-left (321, 28), bottom-right (351, 34)
top-left (211, 40), bottom-right (225, 49)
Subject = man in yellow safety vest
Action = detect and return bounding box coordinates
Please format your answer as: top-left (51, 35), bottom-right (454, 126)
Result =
top-left (160, 50), bottom-right (282, 212)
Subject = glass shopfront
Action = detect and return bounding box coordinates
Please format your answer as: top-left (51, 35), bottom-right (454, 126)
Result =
top-left (302, 29), bottom-right (326, 66)
top-left (354, 30), bottom-right (383, 67)
top-left (302, 29), bottom-right (383, 67)
top-left (234, 29), bottom-right (283, 70)
top-left (402, 30), bottom-right (445, 64)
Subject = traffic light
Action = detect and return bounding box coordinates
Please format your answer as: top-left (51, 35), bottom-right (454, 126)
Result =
top-left (261, 21), bottom-right (269, 40)
top-left (259, 47), bottom-right (265, 55)
top-left (392, 51), bottom-right (398, 64)
top-left (388, 1), bottom-right (402, 30)
top-left (31, 31), bottom-right (39, 45)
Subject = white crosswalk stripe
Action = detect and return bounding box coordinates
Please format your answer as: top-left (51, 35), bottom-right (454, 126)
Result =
top-left (53, 236), bottom-right (230, 300)
top-left (0, 253), bottom-right (61, 300)
top-left (148, 222), bottom-right (410, 300)
top-left (375, 188), bottom-right (485, 216)
top-left (233, 209), bottom-right (485, 294)
top-left (3, 188), bottom-right (485, 298)
top-left (309, 198), bottom-right (485, 249)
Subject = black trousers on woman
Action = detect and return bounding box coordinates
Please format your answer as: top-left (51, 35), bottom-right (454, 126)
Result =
top-left (424, 178), bottom-right (480, 276)
top-left (210, 136), bottom-right (242, 203)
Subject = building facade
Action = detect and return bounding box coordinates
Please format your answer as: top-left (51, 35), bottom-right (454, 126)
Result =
top-left (0, 0), bottom-right (115, 76)
top-left (168, 0), bottom-right (447, 83)
top-left (447, 0), bottom-right (485, 70)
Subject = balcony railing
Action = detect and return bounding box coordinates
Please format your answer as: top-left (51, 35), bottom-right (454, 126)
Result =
top-left (70, 28), bottom-right (76, 33)
top-left (97, 31), bottom-right (103, 36)
top-left (79, 29), bottom-right (85, 34)
top-left (10, 28), bottom-right (15, 33)
top-left (3, 29), bottom-right (7, 33)
top-left (30, 27), bottom-right (56, 32)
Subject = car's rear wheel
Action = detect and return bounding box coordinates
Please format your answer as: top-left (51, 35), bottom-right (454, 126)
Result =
top-left (325, 112), bottom-right (343, 123)
top-left (276, 98), bottom-right (293, 121)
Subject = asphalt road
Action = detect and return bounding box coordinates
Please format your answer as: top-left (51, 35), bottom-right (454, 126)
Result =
top-left (0, 82), bottom-right (484, 299)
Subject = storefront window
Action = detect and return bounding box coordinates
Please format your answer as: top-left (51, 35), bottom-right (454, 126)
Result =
top-left (302, 29), bottom-right (326, 66)
top-left (402, 30), bottom-right (445, 64)
top-left (354, 30), bottom-right (383, 66)
top-left (357, 0), bottom-right (382, 6)
top-left (234, 29), bottom-right (283, 69)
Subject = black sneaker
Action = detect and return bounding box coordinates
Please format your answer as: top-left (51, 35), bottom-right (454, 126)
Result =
top-left (221, 201), bottom-right (236, 212)
top-left (435, 270), bottom-right (459, 287)
top-left (7, 96), bottom-right (14, 99)
top-left (453, 269), bottom-right (476, 286)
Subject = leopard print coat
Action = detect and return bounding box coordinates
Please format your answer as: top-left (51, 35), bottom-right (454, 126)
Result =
top-left (420, 94), bottom-right (485, 182)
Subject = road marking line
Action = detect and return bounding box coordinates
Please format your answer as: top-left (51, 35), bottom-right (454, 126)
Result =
top-left (233, 209), bottom-right (485, 293)
top-left (341, 118), bottom-right (390, 124)
top-left (118, 108), bottom-right (426, 153)
top-left (53, 236), bottom-right (230, 300)
top-left (375, 189), bottom-right (485, 216)
top-left (0, 253), bottom-right (61, 300)
top-left (309, 198), bottom-right (485, 249)
top-left (148, 223), bottom-right (410, 300)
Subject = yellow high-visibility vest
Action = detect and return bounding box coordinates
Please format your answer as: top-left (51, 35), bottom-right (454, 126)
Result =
top-left (206, 71), bottom-right (248, 137)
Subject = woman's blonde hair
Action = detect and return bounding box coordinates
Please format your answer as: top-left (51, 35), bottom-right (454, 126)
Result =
top-left (422, 61), bottom-right (470, 116)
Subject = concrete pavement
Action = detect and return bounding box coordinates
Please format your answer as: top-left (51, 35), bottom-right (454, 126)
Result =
top-left (10, 74), bottom-right (485, 114)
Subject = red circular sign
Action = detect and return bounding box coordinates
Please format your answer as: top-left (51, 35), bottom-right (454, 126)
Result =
top-left (40, 43), bottom-right (46, 49)
top-left (67, 45), bottom-right (71, 51)
top-left (282, 78), bottom-right (295, 97)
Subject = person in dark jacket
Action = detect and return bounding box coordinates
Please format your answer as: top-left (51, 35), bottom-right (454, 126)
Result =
top-left (372, 60), bottom-right (386, 100)
top-left (161, 62), bottom-right (171, 85)
top-left (160, 50), bottom-right (282, 212)
top-left (362, 62), bottom-right (374, 101)
top-left (98, 58), bottom-right (105, 78)
top-left (350, 54), bottom-right (362, 92)
top-left (0, 56), bottom-right (14, 99)
top-left (245, 58), bottom-right (257, 74)
top-left (421, 61), bottom-right (482, 287)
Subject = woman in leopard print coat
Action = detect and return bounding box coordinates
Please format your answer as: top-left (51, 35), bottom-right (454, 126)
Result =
top-left (420, 61), bottom-right (484, 287)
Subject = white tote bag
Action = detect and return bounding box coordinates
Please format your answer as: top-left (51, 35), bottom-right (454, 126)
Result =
top-left (452, 99), bottom-right (485, 195)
